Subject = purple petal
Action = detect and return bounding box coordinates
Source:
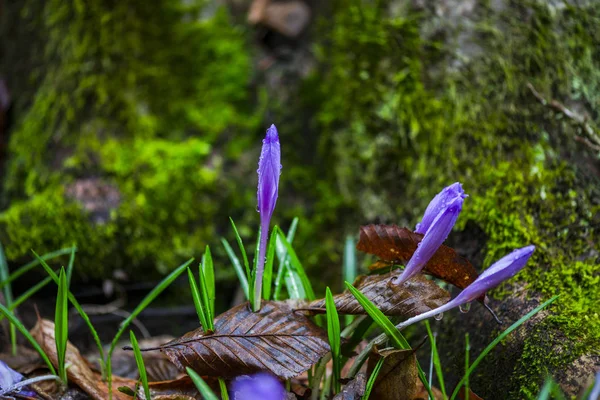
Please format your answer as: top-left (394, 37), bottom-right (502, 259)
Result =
top-left (0, 361), bottom-right (36, 397)
top-left (394, 194), bottom-right (464, 285)
top-left (453, 245), bottom-right (535, 304)
top-left (0, 361), bottom-right (23, 390)
top-left (415, 182), bottom-right (466, 234)
top-left (255, 124), bottom-right (281, 309)
top-left (395, 245), bottom-right (535, 330)
top-left (230, 373), bottom-right (286, 400)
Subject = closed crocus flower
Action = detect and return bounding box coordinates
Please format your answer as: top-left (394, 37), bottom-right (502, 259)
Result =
top-left (254, 124), bottom-right (281, 311)
top-left (230, 372), bottom-right (286, 400)
top-left (415, 182), bottom-right (466, 234)
top-left (394, 245), bottom-right (535, 330)
top-left (393, 183), bottom-right (467, 286)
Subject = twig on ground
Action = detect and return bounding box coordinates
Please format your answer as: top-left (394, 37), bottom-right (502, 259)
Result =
top-left (527, 83), bottom-right (600, 152)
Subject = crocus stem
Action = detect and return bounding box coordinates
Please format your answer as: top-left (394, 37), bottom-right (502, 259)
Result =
top-left (253, 223), bottom-right (269, 311)
top-left (350, 301), bottom-right (457, 376)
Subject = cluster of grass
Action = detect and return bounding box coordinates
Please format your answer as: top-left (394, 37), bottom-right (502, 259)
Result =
top-left (0, 211), bottom-right (596, 399)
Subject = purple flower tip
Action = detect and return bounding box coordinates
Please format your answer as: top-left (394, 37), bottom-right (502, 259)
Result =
top-left (230, 373), bottom-right (286, 400)
top-left (415, 182), bottom-right (466, 234)
top-left (394, 183), bottom-right (466, 285)
top-left (455, 245), bottom-right (535, 304)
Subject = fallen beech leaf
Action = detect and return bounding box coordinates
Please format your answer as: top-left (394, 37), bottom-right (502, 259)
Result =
top-left (357, 225), bottom-right (479, 290)
top-left (150, 301), bottom-right (330, 379)
top-left (413, 381), bottom-right (445, 400)
top-left (366, 347), bottom-right (418, 400)
top-left (332, 373), bottom-right (365, 399)
top-left (31, 319), bottom-right (135, 400)
top-left (305, 270), bottom-right (450, 317)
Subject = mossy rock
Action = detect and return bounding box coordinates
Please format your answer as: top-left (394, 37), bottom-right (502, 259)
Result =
top-left (300, 0), bottom-right (600, 396)
top-left (0, 0), bottom-right (263, 278)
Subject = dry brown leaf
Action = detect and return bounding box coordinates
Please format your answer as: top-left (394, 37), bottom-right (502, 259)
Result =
top-left (366, 347), bottom-right (419, 400)
top-left (30, 319), bottom-right (135, 400)
top-left (332, 373), bottom-right (366, 400)
top-left (305, 270), bottom-right (450, 317)
top-left (150, 301), bottom-right (330, 379)
top-left (357, 225), bottom-right (480, 290)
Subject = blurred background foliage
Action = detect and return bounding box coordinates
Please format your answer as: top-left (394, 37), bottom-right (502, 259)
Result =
top-left (0, 0), bottom-right (599, 396)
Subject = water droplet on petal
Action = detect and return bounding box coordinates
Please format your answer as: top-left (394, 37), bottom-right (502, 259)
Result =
top-left (256, 206), bottom-right (260, 212)
top-left (434, 313), bottom-right (444, 321)
top-left (459, 302), bottom-right (471, 313)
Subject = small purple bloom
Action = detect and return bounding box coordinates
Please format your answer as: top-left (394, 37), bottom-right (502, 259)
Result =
top-left (394, 183), bottom-right (466, 285)
top-left (0, 361), bottom-right (36, 397)
top-left (254, 124), bottom-right (281, 310)
top-left (415, 182), bottom-right (466, 234)
top-left (395, 245), bottom-right (535, 329)
top-left (230, 373), bottom-right (286, 400)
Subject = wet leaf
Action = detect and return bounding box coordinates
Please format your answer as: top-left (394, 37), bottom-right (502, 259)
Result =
top-left (332, 373), bottom-right (365, 400)
top-left (357, 224), bottom-right (479, 290)
top-left (31, 319), bottom-right (135, 400)
top-left (365, 347), bottom-right (418, 400)
top-left (305, 270), bottom-right (450, 317)
top-left (152, 301), bottom-right (330, 379)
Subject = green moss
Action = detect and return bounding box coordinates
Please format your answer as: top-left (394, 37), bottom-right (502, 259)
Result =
top-left (0, 188), bottom-right (116, 276)
top-left (305, 0), bottom-right (600, 395)
top-left (0, 1), bottom-right (260, 276)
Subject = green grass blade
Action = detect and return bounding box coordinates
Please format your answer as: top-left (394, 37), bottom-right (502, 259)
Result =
top-left (66, 246), bottom-right (76, 287)
top-left (106, 258), bottom-right (194, 399)
top-left (32, 251), bottom-right (105, 368)
top-left (273, 217), bottom-right (298, 301)
top-left (0, 302), bottom-right (56, 375)
top-left (363, 357), bottom-right (384, 400)
top-left (221, 238), bottom-right (249, 300)
top-left (262, 227), bottom-right (278, 301)
top-left (325, 287), bottom-right (341, 393)
top-left (450, 295), bottom-right (560, 400)
top-left (343, 236), bottom-right (357, 326)
top-left (55, 267), bottom-right (69, 383)
top-left (345, 282), bottom-right (434, 399)
top-left (198, 260), bottom-right (214, 330)
top-left (425, 321), bottom-right (446, 399)
top-left (0, 247), bottom-right (76, 290)
top-left (202, 246), bottom-right (215, 319)
top-left (130, 331), bottom-right (151, 400)
top-left (277, 232), bottom-right (315, 300)
top-left (219, 378), bottom-right (229, 400)
top-left (284, 269), bottom-right (305, 299)
top-left (0, 241), bottom-right (16, 354)
top-left (537, 378), bottom-right (552, 400)
top-left (229, 217), bottom-right (251, 281)
top-left (186, 367), bottom-right (219, 400)
top-left (188, 268), bottom-right (208, 329)
top-left (465, 333), bottom-right (470, 400)
top-left (344, 282), bottom-right (408, 348)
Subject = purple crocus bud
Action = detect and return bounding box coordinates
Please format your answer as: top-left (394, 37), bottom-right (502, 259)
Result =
top-left (415, 182), bottom-right (466, 234)
top-left (393, 185), bottom-right (466, 286)
top-left (254, 124), bottom-right (281, 311)
top-left (394, 245), bottom-right (535, 330)
top-left (230, 372), bottom-right (286, 400)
